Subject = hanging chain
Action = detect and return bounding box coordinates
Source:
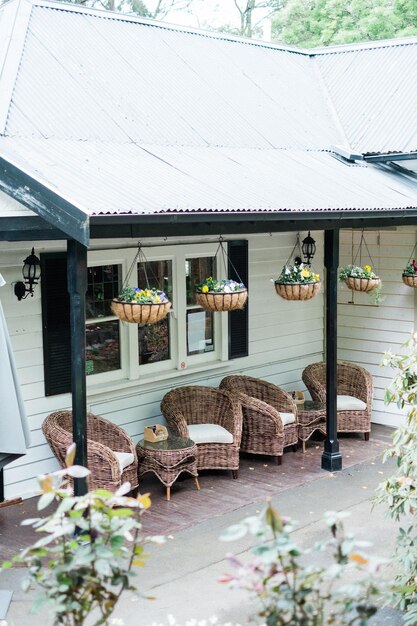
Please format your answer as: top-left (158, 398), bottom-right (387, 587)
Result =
top-left (214, 237), bottom-right (245, 284)
top-left (406, 241), bottom-right (417, 265)
top-left (282, 233), bottom-right (303, 269)
top-left (122, 243), bottom-right (163, 291)
top-left (352, 230), bottom-right (377, 269)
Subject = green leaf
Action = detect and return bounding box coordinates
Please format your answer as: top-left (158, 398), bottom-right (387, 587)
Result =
top-left (109, 508), bottom-right (133, 518)
top-left (111, 535), bottom-right (124, 549)
top-left (219, 523), bottom-right (248, 542)
top-left (37, 492), bottom-right (55, 511)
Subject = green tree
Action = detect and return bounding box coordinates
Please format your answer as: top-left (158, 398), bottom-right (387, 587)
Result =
top-left (271, 0), bottom-right (417, 48)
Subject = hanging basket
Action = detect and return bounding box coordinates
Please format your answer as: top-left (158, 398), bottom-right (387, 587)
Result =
top-left (111, 299), bottom-right (171, 324)
top-left (402, 274), bottom-right (417, 288)
top-left (274, 281), bottom-right (321, 301)
top-left (345, 276), bottom-right (381, 292)
top-left (195, 288), bottom-right (248, 312)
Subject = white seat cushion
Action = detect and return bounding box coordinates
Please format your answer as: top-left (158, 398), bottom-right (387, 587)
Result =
top-left (188, 423), bottom-right (233, 444)
top-left (114, 451), bottom-right (134, 472)
top-left (337, 395), bottom-right (367, 411)
top-left (279, 412), bottom-right (296, 426)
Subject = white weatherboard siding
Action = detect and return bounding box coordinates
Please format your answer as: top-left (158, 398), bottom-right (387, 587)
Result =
top-left (0, 232), bottom-right (325, 500)
top-left (2, 227), bottom-right (413, 500)
top-left (338, 228), bottom-right (416, 429)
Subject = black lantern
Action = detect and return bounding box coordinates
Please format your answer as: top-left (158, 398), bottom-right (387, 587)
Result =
top-left (14, 248), bottom-right (41, 301)
top-left (302, 232), bottom-right (316, 266)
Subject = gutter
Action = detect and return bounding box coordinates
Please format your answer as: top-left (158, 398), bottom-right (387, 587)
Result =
top-left (363, 152), bottom-right (417, 163)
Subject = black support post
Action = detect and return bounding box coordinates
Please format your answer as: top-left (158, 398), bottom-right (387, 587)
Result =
top-left (67, 239), bottom-right (88, 495)
top-left (321, 229), bottom-right (342, 471)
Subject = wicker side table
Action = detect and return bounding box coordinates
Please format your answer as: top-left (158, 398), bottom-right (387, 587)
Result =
top-left (136, 436), bottom-right (200, 501)
top-left (297, 401), bottom-right (326, 453)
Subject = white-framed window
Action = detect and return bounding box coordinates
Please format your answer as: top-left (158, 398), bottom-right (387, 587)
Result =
top-left (85, 243), bottom-right (228, 386)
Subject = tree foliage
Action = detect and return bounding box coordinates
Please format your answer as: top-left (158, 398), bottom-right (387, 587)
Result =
top-left (373, 336), bottom-right (417, 625)
top-left (271, 0), bottom-right (417, 48)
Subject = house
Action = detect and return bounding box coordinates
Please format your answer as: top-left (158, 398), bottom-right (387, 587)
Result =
top-left (1, 0), bottom-right (417, 500)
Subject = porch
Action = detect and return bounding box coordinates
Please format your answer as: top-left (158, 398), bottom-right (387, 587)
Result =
top-left (0, 424), bottom-right (393, 562)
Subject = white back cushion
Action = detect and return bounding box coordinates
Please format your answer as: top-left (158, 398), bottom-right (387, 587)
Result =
top-left (188, 423), bottom-right (233, 444)
top-left (279, 412), bottom-right (296, 425)
top-left (337, 395), bottom-right (367, 411)
top-left (114, 451), bottom-right (134, 472)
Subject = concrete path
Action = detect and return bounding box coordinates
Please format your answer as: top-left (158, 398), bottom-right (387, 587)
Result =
top-left (2, 455), bottom-right (404, 625)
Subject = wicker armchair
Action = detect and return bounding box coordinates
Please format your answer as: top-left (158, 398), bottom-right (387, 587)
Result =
top-left (42, 410), bottom-right (138, 492)
top-left (160, 386), bottom-right (242, 478)
top-left (302, 361), bottom-right (373, 439)
top-left (219, 375), bottom-right (298, 465)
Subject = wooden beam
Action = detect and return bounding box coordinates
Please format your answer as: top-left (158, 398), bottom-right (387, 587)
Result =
top-left (90, 211), bottom-right (417, 240)
top-left (0, 217), bottom-right (64, 240)
top-left (322, 228), bottom-right (342, 472)
top-left (0, 157), bottom-right (90, 246)
top-left (67, 239), bottom-right (88, 495)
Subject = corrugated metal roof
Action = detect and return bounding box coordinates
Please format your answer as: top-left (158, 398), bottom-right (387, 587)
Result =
top-left (1, 0), bottom-right (417, 219)
top-left (316, 41), bottom-right (417, 154)
top-left (1, 137), bottom-right (417, 214)
top-left (2, 3), bottom-right (339, 150)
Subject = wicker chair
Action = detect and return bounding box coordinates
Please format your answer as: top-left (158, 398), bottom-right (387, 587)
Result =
top-left (219, 375), bottom-right (298, 465)
top-left (302, 361), bottom-right (373, 439)
top-left (42, 410), bottom-right (138, 492)
top-left (160, 386), bottom-right (243, 479)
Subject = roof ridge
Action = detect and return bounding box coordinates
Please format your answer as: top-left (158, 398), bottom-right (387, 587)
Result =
top-left (20, 0), bottom-right (417, 56)
top-left (11, 0), bottom-right (310, 55)
top-left (311, 35), bottom-right (417, 55)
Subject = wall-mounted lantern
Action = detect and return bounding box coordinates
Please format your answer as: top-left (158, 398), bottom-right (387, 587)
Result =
top-left (14, 248), bottom-right (41, 301)
top-left (302, 232), bottom-right (316, 266)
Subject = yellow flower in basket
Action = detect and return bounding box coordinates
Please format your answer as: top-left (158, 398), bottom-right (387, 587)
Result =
top-left (363, 265), bottom-right (372, 273)
top-left (202, 285), bottom-right (209, 293)
top-left (301, 268), bottom-right (311, 279)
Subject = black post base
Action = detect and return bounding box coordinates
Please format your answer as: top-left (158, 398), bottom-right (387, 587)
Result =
top-left (321, 451), bottom-right (343, 472)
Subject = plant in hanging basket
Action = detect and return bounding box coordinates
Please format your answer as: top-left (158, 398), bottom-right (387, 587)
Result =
top-left (339, 264), bottom-right (382, 298)
top-left (111, 286), bottom-right (171, 324)
top-left (274, 263), bottom-right (321, 301)
top-left (195, 277), bottom-right (247, 312)
top-left (402, 260), bottom-right (417, 288)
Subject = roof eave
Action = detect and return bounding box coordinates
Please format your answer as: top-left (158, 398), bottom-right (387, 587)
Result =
top-left (89, 208), bottom-right (417, 239)
top-left (0, 155), bottom-right (90, 245)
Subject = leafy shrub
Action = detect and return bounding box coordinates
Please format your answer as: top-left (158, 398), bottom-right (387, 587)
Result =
top-left (2, 444), bottom-right (163, 626)
top-left (219, 501), bottom-right (383, 626)
top-left (374, 336), bottom-right (417, 624)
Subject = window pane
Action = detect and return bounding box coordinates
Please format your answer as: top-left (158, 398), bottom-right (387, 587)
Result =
top-left (138, 318), bottom-right (170, 365)
top-left (86, 320), bottom-right (120, 376)
top-left (186, 309), bottom-right (214, 356)
top-left (87, 264), bottom-right (121, 319)
top-left (137, 260), bottom-right (173, 303)
top-left (137, 260), bottom-right (172, 366)
top-left (186, 257), bottom-right (215, 305)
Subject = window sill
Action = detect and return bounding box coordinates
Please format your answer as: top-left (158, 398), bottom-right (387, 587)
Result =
top-left (86, 360), bottom-right (232, 399)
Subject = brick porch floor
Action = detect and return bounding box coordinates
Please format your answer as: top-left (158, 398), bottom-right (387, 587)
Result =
top-left (0, 424), bottom-right (394, 563)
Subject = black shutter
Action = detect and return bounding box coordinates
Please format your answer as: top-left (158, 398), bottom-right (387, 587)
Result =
top-left (41, 252), bottom-right (71, 396)
top-left (228, 240), bottom-right (249, 359)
